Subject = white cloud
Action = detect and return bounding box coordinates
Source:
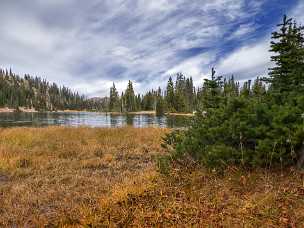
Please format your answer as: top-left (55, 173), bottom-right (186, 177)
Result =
top-left (0, 0), bottom-right (297, 97)
top-left (138, 0), bottom-right (176, 12)
top-left (291, 1), bottom-right (304, 23)
top-left (228, 23), bottom-right (257, 40)
top-left (165, 52), bottom-right (217, 85)
top-left (73, 79), bottom-right (130, 97)
top-left (217, 39), bottom-right (271, 78)
top-left (214, 1), bottom-right (304, 81)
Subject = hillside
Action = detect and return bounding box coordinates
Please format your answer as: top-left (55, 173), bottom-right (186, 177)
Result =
top-left (0, 69), bottom-right (102, 111)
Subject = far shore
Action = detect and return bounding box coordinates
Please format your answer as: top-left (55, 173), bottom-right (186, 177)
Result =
top-left (101, 111), bottom-right (194, 116)
top-left (0, 107), bottom-right (37, 113)
top-left (0, 107), bottom-right (194, 117)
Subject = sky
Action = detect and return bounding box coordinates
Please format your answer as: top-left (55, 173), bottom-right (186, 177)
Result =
top-left (0, 0), bottom-right (303, 97)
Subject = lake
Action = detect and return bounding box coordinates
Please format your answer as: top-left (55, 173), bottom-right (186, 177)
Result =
top-left (0, 112), bottom-right (191, 128)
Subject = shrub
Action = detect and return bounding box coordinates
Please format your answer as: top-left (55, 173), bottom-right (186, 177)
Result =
top-left (164, 94), bottom-right (304, 169)
top-left (163, 15), bottom-right (304, 170)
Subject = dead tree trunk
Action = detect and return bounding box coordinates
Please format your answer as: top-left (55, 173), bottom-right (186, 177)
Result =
top-left (297, 142), bottom-right (304, 169)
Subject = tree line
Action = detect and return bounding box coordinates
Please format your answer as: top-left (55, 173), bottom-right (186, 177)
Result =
top-left (162, 15), bottom-right (304, 169)
top-left (108, 73), bottom-right (196, 115)
top-left (0, 69), bottom-right (102, 111)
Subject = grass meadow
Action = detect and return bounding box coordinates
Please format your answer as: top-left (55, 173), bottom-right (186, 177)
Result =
top-left (0, 127), bottom-right (303, 227)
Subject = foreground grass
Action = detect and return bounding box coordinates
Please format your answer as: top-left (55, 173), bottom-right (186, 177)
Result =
top-left (0, 127), bottom-right (303, 227)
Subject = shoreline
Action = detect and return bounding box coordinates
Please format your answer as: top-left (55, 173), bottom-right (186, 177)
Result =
top-left (167, 112), bottom-right (194, 117)
top-left (103, 111), bottom-right (194, 116)
top-left (0, 107), bottom-right (37, 113)
top-left (0, 107), bottom-right (195, 117)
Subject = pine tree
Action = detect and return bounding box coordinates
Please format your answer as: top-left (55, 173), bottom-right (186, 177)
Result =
top-left (240, 80), bottom-right (252, 97)
top-left (135, 94), bottom-right (142, 111)
top-left (155, 87), bottom-right (165, 116)
top-left (142, 91), bottom-right (154, 110)
top-left (166, 77), bottom-right (175, 112)
top-left (156, 96), bottom-right (165, 116)
top-left (109, 83), bottom-right (120, 112)
top-left (120, 92), bottom-right (125, 112)
top-left (223, 76), bottom-right (239, 98)
top-left (199, 68), bottom-right (223, 110)
top-left (174, 73), bottom-right (187, 112)
top-left (124, 80), bottom-right (136, 112)
top-left (268, 15), bottom-right (304, 93)
top-left (185, 77), bottom-right (194, 112)
top-left (252, 77), bottom-right (266, 97)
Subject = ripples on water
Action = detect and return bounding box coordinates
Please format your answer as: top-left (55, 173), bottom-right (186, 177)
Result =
top-left (0, 112), bottom-right (191, 128)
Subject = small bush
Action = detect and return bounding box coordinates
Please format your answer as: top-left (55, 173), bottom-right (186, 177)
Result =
top-left (163, 96), bottom-right (304, 170)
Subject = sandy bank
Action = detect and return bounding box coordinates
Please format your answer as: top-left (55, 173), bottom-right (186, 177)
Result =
top-left (0, 107), bottom-right (14, 113)
top-left (0, 107), bottom-right (195, 116)
top-left (103, 111), bottom-right (194, 116)
top-left (0, 107), bottom-right (37, 113)
top-left (167, 112), bottom-right (194, 117)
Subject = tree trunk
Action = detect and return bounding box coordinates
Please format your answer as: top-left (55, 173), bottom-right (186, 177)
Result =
top-left (297, 142), bottom-right (304, 169)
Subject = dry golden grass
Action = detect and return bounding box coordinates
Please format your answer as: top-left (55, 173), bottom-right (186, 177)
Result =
top-left (106, 166), bottom-right (304, 227)
top-left (0, 127), bottom-right (167, 227)
top-left (0, 127), bottom-right (303, 227)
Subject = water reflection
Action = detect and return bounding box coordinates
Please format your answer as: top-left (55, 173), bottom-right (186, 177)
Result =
top-left (0, 112), bottom-right (191, 128)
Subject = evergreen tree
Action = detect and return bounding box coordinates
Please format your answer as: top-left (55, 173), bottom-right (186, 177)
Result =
top-left (124, 80), bottom-right (137, 112)
top-left (223, 76), bottom-right (239, 98)
top-left (174, 73), bottom-right (187, 112)
top-left (166, 77), bottom-right (175, 112)
top-left (155, 87), bottom-right (165, 116)
top-left (240, 80), bottom-right (252, 97)
top-left (185, 77), bottom-right (195, 111)
top-left (135, 94), bottom-right (142, 111)
top-left (109, 83), bottom-right (120, 112)
top-left (198, 68), bottom-right (223, 110)
top-left (142, 91), bottom-right (154, 110)
top-left (252, 77), bottom-right (266, 98)
top-left (120, 92), bottom-right (125, 112)
top-left (267, 15), bottom-right (304, 94)
top-left (163, 15), bottom-right (304, 169)
top-left (156, 96), bottom-right (165, 116)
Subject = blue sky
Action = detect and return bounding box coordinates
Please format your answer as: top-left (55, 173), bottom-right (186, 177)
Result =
top-left (0, 0), bottom-right (303, 97)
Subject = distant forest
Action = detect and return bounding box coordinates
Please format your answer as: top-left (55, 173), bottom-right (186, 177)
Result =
top-left (0, 66), bottom-right (264, 114)
top-left (107, 71), bottom-right (264, 115)
top-left (0, 69), bottom-right (104, 111)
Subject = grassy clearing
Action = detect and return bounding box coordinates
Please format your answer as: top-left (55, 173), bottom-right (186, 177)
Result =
top-left (0, 127), bottom-right (303, 227)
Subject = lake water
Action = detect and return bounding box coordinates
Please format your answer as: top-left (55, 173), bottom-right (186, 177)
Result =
top-left (0, 112), bottom-right (191, 128)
